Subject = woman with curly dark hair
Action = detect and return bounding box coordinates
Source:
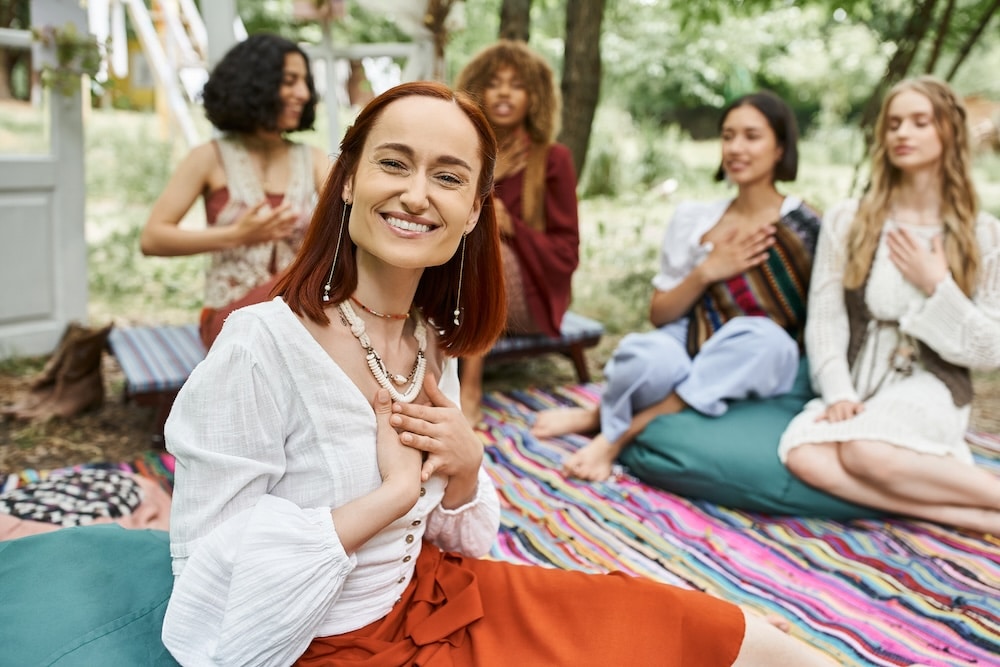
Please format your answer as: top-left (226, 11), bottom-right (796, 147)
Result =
top-left (141, 33), bottom-right (330, 349)
top-left (454, 40), bottom-right (581, 424)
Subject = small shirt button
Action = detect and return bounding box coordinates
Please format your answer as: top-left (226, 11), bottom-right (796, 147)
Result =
top-left (419, 487), bottom-right (426, 497)
top-left (405, 534), bottom-right (415, 544)
top-left (403, 555), bottom-right (412, 562)
top-left (397, 577), bottom-right (405, 584)
top-left (411, 519), bottom-right (421, 526)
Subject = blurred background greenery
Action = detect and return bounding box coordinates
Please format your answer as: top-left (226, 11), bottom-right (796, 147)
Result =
top-left (2, 0), bottom-right (1000, 353)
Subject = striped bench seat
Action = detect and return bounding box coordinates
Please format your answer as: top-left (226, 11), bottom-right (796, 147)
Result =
top-left (108, 311), bottom-right (604, 439)
top-left (107, 324), bottom-right (205, 443)
top-left (486, 311), bottom-right (604, 383)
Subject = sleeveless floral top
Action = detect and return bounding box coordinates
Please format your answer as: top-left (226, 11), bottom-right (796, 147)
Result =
top-left (203, 136), bottom-right (317, 309)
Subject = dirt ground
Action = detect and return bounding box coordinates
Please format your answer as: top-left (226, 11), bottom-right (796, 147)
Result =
top-left (1, 343), bottom-right (998, 474)
top-left (0, 345), bottom-right (593, 473)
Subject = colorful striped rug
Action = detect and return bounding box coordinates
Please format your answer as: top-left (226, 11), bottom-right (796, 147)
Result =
top-left (3, 386), bottom-right (998, 666)
top-left (480, 385), bottom-right (1000, 667)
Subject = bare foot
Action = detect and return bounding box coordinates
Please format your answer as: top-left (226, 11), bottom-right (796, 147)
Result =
top-left (531, 406), bottom-right (600, 438)
top-left (562, 434), bottom-right (617, 481)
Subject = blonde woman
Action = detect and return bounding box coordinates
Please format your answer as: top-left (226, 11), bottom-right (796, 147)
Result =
top-left (454, 40), bottom-right (581, 424)
top-left (780, 76), bottom-right (1000, 533)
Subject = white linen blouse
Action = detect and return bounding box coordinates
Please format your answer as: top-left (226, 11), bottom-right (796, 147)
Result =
top-left (162, 297), bottom-right (501, 667)
top-left (651, 196), bottom-right (804, 292)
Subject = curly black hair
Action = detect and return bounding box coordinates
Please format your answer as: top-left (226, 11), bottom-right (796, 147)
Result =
top-left (201, 33), bottom-right (318, 134)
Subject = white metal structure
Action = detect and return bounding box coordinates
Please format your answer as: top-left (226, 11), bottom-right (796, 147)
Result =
top-left (0, 0), bottom-right (88, 360)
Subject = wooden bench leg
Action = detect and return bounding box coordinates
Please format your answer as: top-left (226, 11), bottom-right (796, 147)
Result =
top-left (566, 343), bottom-right (591, 383)
top-left (132, 390), bottom-right (178, 449)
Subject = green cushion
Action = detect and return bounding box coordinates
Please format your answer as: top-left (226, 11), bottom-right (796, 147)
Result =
top-left (620, 361), bottom-right (885, 518)
top-left (0, 524), bottom-right (179, 666)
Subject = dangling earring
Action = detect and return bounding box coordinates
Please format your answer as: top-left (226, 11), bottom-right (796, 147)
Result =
top-left (453, 233), bottom-right (467, 326)
top-left (322, 201), bottom-right (349, 303)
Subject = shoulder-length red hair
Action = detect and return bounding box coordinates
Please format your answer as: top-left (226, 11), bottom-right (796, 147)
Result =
top-left (274, 81), bottom-right (507, 356)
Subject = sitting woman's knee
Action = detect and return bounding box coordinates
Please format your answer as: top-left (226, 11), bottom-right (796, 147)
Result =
top-left (838, 440), bottom-right (902, 484)
top-left (785, 445), bottom-right (835, 489)
top-left (611, 331), bottom-right (690, 376)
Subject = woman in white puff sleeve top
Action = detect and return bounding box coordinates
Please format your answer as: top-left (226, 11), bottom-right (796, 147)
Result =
top-left (161, 81), bottom-right (841, 667)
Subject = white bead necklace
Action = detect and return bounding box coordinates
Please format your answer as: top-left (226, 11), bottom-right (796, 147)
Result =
top-left (338, 300), bottom-right (427, 403)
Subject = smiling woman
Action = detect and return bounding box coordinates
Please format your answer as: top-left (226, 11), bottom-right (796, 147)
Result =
top-left (532, 90), bottom-right (822, 483)
top-left (159, 80), bottom-right (840, 667)
top-left (138, 33), bottom-right (330, 350)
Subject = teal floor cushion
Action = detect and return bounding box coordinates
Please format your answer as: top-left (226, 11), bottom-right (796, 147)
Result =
top-left (619, 360), bottom-right (885, 519)
top-left (0, 524), bottom-right (179, 666)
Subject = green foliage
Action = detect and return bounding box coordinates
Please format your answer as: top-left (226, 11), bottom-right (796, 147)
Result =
top-left (580, 106), bottom-right (695, 198)
top-left (0, 353), bottom-right (43, 377)
top-left (602, 4), bottom-right (890, 135)
top-left (85, 120), bottom-right (173, 204)
top-left (88, 224), bottom-right (206, 321)
top-left (236, 0), bottom-right (409, 44)
top-left (31, 22), bottom-right (104, 97)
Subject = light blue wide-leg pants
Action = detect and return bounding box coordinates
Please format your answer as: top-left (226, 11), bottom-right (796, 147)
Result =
top-left (599, 316), bottom-right (799, 443)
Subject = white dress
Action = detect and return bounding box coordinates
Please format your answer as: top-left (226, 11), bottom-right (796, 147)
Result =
top-left (161, 298), bottom-right (501, 667)
top-left (779, 199), bottom-right (1000, 463)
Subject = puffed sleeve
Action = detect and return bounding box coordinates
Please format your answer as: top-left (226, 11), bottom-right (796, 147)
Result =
top-left (650, 200), bottom-right (727, 292)
top-left (163, 497), bottom-right (354, 667)
top-left (424, 466), bottom-right (500, 557)
top-left (423, 356), bottom-right (501, 557)
top-left (804, 200), bottom-right (861, 404)
top-left (900, 212), bottom-right (1000, 369)
top-left (163, 320), bottom-right (356, 666)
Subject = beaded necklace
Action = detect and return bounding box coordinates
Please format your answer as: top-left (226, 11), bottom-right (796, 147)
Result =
top-left (349, 295), bottom-right (410, 320)
top-left (338, 300), bottom-right (427, 403)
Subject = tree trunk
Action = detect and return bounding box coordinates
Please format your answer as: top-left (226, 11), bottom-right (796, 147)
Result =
top-left (924, 0), bottom-right (956, 73)
top-left (499, 0), bottom-right (531, 41)
top-left (852, 0), bottom-right (940, 193)
top-left (945, 0), bottom-right (1000, 80)
top-left (0, 50), bottom-right (12, 100)
top-left (559, 0), bottom-right (606, 179)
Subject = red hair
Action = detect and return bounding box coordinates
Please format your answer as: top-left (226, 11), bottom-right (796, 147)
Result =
top-left (274, 81), bottom-right (506, 356)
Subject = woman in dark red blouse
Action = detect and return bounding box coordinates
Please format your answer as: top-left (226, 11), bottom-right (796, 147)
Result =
top-left (455, 40), bottom-right (581, 424)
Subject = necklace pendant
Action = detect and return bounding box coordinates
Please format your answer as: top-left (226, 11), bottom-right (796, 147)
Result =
top-left (891, 343), bottom-right (916, 376)
top-left (391, 374), bottom-right (408, 386)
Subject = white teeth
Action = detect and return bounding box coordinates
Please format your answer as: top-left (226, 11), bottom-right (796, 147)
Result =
top-left (385, 216), bottom-right (432, 233)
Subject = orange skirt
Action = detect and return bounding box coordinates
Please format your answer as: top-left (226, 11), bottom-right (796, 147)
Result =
top-left (296, 545), bottom-right (744, 667)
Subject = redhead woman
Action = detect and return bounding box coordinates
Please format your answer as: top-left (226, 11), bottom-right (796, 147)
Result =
top-left (780, 76), bottom-right (1000, 533)
top-left (160, 81), bottom-right (838, 667)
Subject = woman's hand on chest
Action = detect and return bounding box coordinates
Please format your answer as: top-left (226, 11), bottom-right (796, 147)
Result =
top-left (390, 373), bottom-right (484, 484)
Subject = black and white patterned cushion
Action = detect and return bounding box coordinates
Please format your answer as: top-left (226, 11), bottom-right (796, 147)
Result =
top-left (0, 469), bottom-right (143, 527)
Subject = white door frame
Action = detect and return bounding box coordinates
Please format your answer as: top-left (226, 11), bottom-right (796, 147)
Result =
top-left (0, 3), bottom-right (88, 360)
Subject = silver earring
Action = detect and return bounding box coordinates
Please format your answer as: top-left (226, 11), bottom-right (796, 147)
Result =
top-left (453, 233), bottom-right (467, 326)
top-left (322, 202), bottom-right (349, 303)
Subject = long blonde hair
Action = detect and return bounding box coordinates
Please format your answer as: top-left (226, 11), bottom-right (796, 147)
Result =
top-left (845, 76), bottom-right (980, 296)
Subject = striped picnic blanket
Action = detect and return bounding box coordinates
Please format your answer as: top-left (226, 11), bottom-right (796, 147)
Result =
top-left (4, 385), bottom-right (998, 666)
top-left (480, 385), bottom-right (1000, 667)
